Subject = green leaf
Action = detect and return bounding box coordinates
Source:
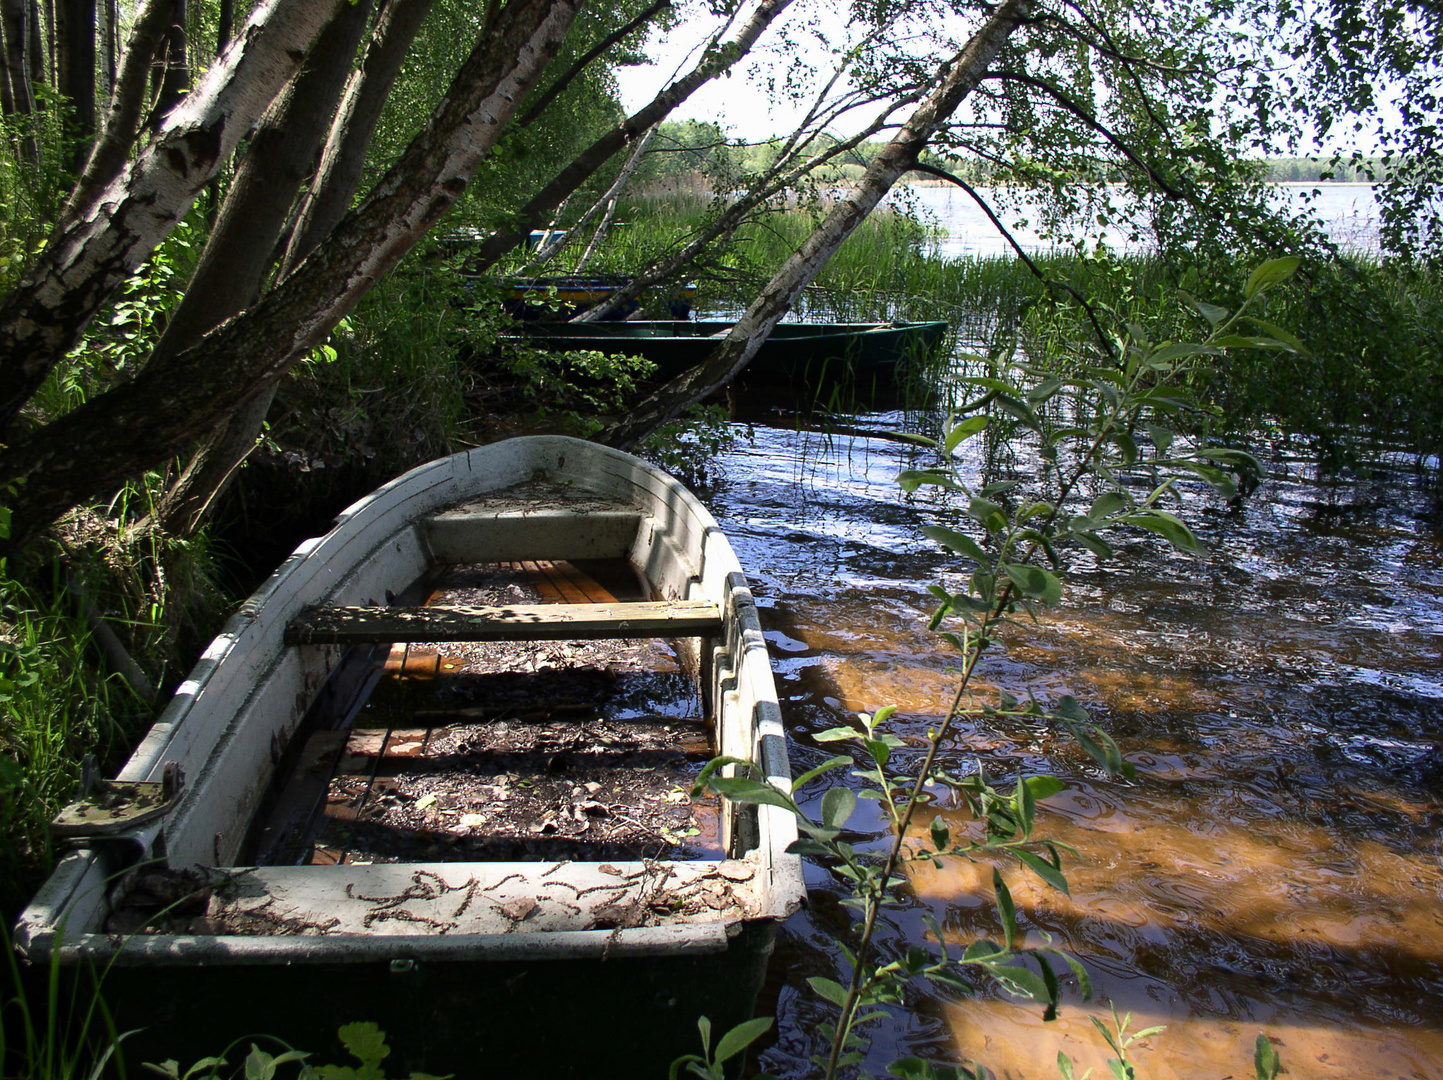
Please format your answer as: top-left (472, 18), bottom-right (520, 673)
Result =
top-left (1254, 1034), bottom-right (1281, 1080)
top-left (807, 976), bottom-right (850, 1006)
top-left (891, 431), bottom-right (940, 449)
top-left (1056, 1051), bottom-right (1078, 1080)
top-left (967, 498), bottom-right (1007, 533)
top-left (1069, 530), bottom-right (1114, 560)
top-left (1015, 770), bottom-right (1036, 835)
top-left (707, 777), bottom-right (797, 811)
top-left (1089, 491), bottom-right (1128, 519)
top-left (929, 815), bottom-right (950, 851)
top-left (1244, 256), bottom-right (1300, 299)
top-left (864, 738), bottom-right (891, 768)
top-left (814, 727), bottom-right (861, 742)
top-left (921, 525), bottom-right (989, 566)
top-left (1175, 461), bottom-right (1237, 499)
top-left (993, 868), bottom-right (1018, 950)
top-left (1123, 511), bottom-right (1204, 555)
top-left (1025, 377), bottom-right (1064, 403)
top-left (791, 755), bottom-right (853, 791)
top-left (1013, 848), bottom-right (1070, 894)
top-left (1241, 316), bottom-right (1309, 354)
top-left (1002, 564), bottom-right (1063, 605)
top-left (988, 963), bottom-right (1054, 1004)
top-left (1146, 342), bottom-right (1214, 366)
top-left (887, 1057), bottom-right (933, 1079)
top-left (1054, 947), bottom-right (1094, 1000)
top-left (899, 469), bottom-right (963, 493)
top-left (1187, 296), bottom-right (1230, 327)
top-left (962, 939), bottom-right (1005, 962)
top-left (821, 786), bottom-right (857, 828)
top-left (944, 415), bottom-right (989, 453)
top-left (243, 1047), bottom-right (277, 1080)
top-left (786, 838), bottom-right (835, 857)
top-left (713, 1017), bottom-right (774, 1064)
top-left (1025, 775), bottom-right (1066, 800)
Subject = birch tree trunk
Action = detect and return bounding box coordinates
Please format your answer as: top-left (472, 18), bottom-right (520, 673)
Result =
top-left (63, 0), bottom-right (179, 221)
top-left (56, 0), bottom-right (96, 165)
top-left (148, 0), bottom-right (376, 536)
top-left (578, 102), bottom-right (905, 321)
top-left (282, 0), bottom-right (438, 269)
top-left (0, 0), bottom-right (581, 547)
top-left (600, 0), bottom-right (1034, 450)
top-left (0, 0), bottom-right (347, 437)
top-left (155, 0), bottom-right (440, 539)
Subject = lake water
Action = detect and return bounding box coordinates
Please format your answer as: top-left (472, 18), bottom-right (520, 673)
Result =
top-left (702, 409), bottom-right (1443, 1078)
top-left (897, 183), bottom-right (1383, 258)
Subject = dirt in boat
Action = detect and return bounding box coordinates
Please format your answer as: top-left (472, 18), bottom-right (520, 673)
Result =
top-left (255, 558), bottom-right (722, 868)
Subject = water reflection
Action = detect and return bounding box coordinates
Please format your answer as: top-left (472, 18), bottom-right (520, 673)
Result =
top-left (706, 416), bottom-right (1443, 1077)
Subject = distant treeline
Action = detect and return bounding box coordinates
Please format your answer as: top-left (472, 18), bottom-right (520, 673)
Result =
top-left (632, 122), bottom-right (1391, 190)
top-left (1261, 156), bottom-right (1390, 182)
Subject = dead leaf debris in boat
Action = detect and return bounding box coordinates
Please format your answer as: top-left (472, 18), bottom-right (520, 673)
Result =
top-left (267, 557), bottom-right (724, 866)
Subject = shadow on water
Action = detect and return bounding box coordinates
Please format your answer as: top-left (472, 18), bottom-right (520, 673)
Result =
top-left (704, 414), bottom-right (1443, 1077)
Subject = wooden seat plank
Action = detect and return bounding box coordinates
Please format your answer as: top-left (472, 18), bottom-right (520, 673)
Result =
top-left (286, 600), bottom-right (722, 645)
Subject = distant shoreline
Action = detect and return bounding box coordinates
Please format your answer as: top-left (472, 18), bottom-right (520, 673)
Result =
top-left (897, 178), bottom-right (1378, 189)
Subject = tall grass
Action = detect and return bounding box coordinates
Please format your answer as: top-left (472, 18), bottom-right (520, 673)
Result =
top-left (551, 190), bottom-right (1443, 475)
top-left (0, 568), bottom-right (157, 916)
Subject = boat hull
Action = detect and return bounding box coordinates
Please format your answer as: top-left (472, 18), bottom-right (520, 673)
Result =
top-left (15, 436), bottom-right (801, 1072)
top-left (515, 319), bottom-right (950, 381)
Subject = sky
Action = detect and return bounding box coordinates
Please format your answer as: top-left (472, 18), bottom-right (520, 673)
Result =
top-left (611, 1), bottom-right (1395, 158)
top-left (613, 1), bottom-right (884, 142)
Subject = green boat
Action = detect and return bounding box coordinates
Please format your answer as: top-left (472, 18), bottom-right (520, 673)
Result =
top-left (515, 319), bottom-right (951, 382)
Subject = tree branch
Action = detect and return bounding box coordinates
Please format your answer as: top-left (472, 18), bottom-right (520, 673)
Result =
top-left (514, 0), bottom-right (671, 128)
top-left (597, 0), bottom-right (1036, 451)
top-left (461, 0), bottom-right (795, 274)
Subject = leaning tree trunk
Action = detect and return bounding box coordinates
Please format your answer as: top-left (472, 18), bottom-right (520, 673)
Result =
top-left (463, 0), bottom-right (795, 274)
top-left (578, 102), bottom-right (901, 321)
top-left (599, 0), bottom-right (1035, 450)
top-left (282, 0), bottom-right (437, 270)
top-left (0, 0), bottom-right (348, 439)
top-left (154, 0), bottom-right (441, 540)
top-left (148, 0), bottom-right (376, 537)
top-left (63, 0), bottom-right (179, 221)
top-left (0, 0), bottom-right (581, 549)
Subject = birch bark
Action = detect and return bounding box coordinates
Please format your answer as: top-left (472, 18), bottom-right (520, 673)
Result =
top-left (0, 0), bottom-right (581, 546)
top-left (0, 0), bottom-right (348, 436)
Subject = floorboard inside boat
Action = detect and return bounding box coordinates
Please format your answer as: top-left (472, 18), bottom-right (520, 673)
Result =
top-left (251, 558), bottom-right (723, 867)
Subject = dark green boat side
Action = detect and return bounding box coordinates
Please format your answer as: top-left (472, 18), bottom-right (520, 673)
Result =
top-left (514, 319), bottom-right (951, 381)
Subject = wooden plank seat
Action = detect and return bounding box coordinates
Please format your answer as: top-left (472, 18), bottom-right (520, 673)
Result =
top-left (285, 600), bottom-right (724, 645)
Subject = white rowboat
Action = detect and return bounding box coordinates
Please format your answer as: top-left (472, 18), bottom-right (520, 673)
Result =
top-left (16, 436), bottom-right (803, 1073)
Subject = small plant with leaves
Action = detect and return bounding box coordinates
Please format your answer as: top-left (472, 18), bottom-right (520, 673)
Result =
top-left (669, 1016), bottom-right (777, 1080)
top-left (693, 260), bottom-right (1304, 1078)
top-left (144, 1021), bottom-right (449, 1080)
top-left (1056, 1006), bottom-right (1166, 1080)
